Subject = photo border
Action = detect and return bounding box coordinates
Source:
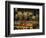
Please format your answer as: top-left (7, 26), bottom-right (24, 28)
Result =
top-left (5, 1), bottom-right (45, 37)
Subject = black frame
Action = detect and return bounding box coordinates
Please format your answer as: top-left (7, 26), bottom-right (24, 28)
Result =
top-left (5, 1), bottom-right (45, 37)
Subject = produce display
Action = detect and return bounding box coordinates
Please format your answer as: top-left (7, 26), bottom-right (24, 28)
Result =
top-left (14, 8), bottom-right (39, 30)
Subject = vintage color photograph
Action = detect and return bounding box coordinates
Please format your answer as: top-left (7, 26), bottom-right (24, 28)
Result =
top-left (5, 1), bottom-right (45, 37)
top-left (14, 8), bottom-right (39, 30)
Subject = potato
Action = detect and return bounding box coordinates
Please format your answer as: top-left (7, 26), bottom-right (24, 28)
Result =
top-left (32, 16), bottom-right (36, 19)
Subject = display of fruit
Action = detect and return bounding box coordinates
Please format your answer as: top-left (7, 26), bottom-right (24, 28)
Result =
top-left (14, 8), bottom-right (39, 29)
